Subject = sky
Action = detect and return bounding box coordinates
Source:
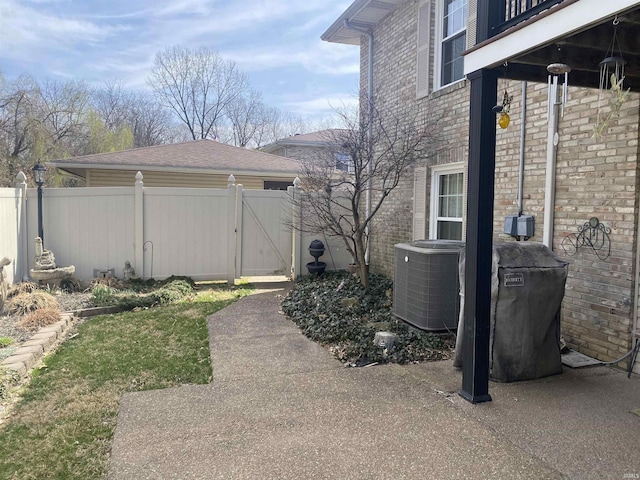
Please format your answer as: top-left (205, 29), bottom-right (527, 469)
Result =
top-left (0, 0), bottom-right (361, 121)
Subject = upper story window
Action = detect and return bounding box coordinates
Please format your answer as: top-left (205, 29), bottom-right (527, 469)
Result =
top-left (334, 152), bottom-right (352, 172)
top-left (416, 0), bottom-right (467, 98)
top-left (440, 0), bottom-right (467, 87)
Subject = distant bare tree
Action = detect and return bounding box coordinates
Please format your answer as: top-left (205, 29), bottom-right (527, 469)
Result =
top-left (224, 89), bottom-right (264, 147)
top-left (0, 75), bottom-right (88, 185)
top-left (293, 94), bottom-right (439, 287)
top-left (91, 80), bottom-right (131, 131)
top-left (148, 45), bottom-right (248, 141)
top-left (91, 81), bottom-right (173, 147)
top-left (253, 107), bottom-right (313, 148)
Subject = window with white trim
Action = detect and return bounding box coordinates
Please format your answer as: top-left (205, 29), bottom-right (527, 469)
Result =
top-left (437, 0), bottom-right (467, 88)
top-left (430, 164), bottom-right (464, 240)
top-left (334, 152), bottom-right (351, 172)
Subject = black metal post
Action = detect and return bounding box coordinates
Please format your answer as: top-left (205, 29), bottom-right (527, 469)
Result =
top-left (37, 183), bottom-right (44, 245)
top-left (459, 68), bottom-right (498, 404)
top-left (32, 161), bottom-right (46, 246)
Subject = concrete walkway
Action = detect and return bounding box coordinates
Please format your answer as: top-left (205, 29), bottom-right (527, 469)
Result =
top-left (108, 282), bottom-right (640, 479)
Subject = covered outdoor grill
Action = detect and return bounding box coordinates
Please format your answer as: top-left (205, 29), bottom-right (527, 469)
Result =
top-left (456, 242), bottom-right (569, 382)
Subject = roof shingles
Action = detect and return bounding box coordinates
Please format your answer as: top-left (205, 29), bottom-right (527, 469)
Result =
top-left (49, 139), bottom-right (303, 175)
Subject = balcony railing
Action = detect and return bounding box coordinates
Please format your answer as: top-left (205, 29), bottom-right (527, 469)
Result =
top-left (494, 0), bottom-right (565, 35)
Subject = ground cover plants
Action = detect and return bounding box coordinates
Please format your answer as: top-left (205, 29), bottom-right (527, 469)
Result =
top-left (281, 271), bottom-right (455, 365)
top-left (0, 281), bottom-right (251, 480)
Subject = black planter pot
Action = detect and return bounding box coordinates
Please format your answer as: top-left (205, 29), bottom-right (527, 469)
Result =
top-left (306, 261), bottom-right (326, 275)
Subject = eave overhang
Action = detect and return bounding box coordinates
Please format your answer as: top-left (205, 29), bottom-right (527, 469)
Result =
top-left (48, 162), bottom-right (300, 179)
top-left (321, 0), bottom-right (403, 45)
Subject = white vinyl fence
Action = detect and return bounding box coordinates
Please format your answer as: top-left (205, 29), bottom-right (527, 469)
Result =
top-left (0, 172), bottom-right (352, 285)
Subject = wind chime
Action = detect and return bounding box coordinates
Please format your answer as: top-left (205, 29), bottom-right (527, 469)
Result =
top-left (547, 45), bottom-right (571, 118)
top-left (594, 15), bottom-right (629, 139)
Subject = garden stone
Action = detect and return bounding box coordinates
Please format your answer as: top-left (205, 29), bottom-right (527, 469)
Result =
top-left (374, 331), bottom-right (397, 350)
top-left (340, 297), bottom-right (357, 308)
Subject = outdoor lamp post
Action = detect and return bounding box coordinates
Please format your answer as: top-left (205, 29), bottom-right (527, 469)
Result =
top-left (32, 161), bottom-right (46, 245)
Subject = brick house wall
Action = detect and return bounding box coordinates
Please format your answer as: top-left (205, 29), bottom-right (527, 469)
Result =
top-left (363, 0), bottom-right (471, 277)
top-left (359, 0), bottom-right (640, 363)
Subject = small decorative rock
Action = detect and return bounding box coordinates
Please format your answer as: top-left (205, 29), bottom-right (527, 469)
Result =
top-left (374, 331), bottom-right (397, 350)
top-left (340, 297), bottom-right (357, 308)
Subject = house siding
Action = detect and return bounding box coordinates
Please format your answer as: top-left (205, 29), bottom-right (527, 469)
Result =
top-left (360, 0), bottom-right (640, 365)
top-left (86, 169), bottom-right (295, 190)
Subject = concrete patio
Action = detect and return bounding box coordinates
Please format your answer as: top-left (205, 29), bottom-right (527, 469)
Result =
top-left (107, 282), bottom-right (640, 479)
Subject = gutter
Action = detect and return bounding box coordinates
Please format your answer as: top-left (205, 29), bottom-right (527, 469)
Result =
top-left (343, 18), bottom-right (374, 265)
top-left (518, 81), bottom-right (527, 215)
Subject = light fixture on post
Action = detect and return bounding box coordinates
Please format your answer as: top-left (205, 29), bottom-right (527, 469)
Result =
top-left (32, 161), bottom-right (46, 246)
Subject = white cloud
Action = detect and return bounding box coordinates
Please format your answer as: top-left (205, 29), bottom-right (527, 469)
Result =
top-left (0, 0), bottom-right (129, 59)
top-left (222, 41), bottom-right (359, 76)
top-left (284, 95), bottom-right (359, 119)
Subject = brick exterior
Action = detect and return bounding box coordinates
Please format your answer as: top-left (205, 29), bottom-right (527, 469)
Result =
top-left (358, 0), bottom-right (640, 363)
top-left (364, 0), bottom-right (471, 278)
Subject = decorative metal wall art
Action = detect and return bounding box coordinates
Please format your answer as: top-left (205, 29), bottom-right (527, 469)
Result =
top-left (561, 217), bottom-right (611, 260)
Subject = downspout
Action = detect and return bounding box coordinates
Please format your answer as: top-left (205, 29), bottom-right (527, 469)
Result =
top-left (634, 199), bottom-right (640, 369)
top-left (517, 81), bottom-right (527, 216)
top-left (543, 76), bottom-right (560, 248)
top-left (343, 19), bottom-right (373, 265)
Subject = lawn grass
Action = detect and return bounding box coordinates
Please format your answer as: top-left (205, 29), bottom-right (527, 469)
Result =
top-left (0, 283), bottom-right (252, 480)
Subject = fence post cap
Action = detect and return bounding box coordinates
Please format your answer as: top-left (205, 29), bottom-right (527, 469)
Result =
top-left (16, 171), bottom-right (27, 185)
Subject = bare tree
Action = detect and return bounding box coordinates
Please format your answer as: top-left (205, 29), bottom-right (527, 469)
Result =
top-left (252, 107), bottom-right (314, 148)
top-left (91, 80), bottom-right (131, 131)
top-left (224, 89), bottom-right (264, 147)
top-left (0, 75), bottom-right (88, 185)
top-left (91, 82), bottom-right (173, 147)
top-left (127, 93), bottom-right (173, 147)
top-left (148, 45), bottom-right (248, 141)
top-left (294, 95), bottom-right (439, 287)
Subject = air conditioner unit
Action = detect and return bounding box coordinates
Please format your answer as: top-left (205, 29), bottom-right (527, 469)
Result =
top-left (393, 240), bottom-right (464, 331)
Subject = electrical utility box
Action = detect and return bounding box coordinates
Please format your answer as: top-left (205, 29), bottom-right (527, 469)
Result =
top-left (504, 214), bottom-right (535, 238)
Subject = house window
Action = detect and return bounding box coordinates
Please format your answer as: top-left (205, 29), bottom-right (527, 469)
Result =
top-left (334, 152), bottom-right (351, 172)
top-left (430, 164), bottom-right (463, 240)
top-left (264, 180), bottom-right (293, 191)
top-left (438, 0), bottom-right (467, 88)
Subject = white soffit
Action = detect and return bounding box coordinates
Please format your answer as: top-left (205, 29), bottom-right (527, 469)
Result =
top-left (464, 0), bottom-right (640, 74)
top-left (321, 0), bottom-right (404, 44)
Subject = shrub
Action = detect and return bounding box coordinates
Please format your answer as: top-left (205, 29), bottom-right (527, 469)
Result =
top-left (153, 280), bottom-right (194, 304)
top-left (7, 282), bottom-right (38, 298)
top-left (0, 336), bottom-right (14, 348)
top-left (91, 284), bottom-right (117, 306)
top-left (59, 277), bottom-right (82, 293)
top-left (6, 291), bottom-right (59, 316)
top-left (17, 308), bottom-right (61, 332)
top-left (90, 279), bottom-right (194, 310)
top-left (282, 271), bottom-right (454, 365)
